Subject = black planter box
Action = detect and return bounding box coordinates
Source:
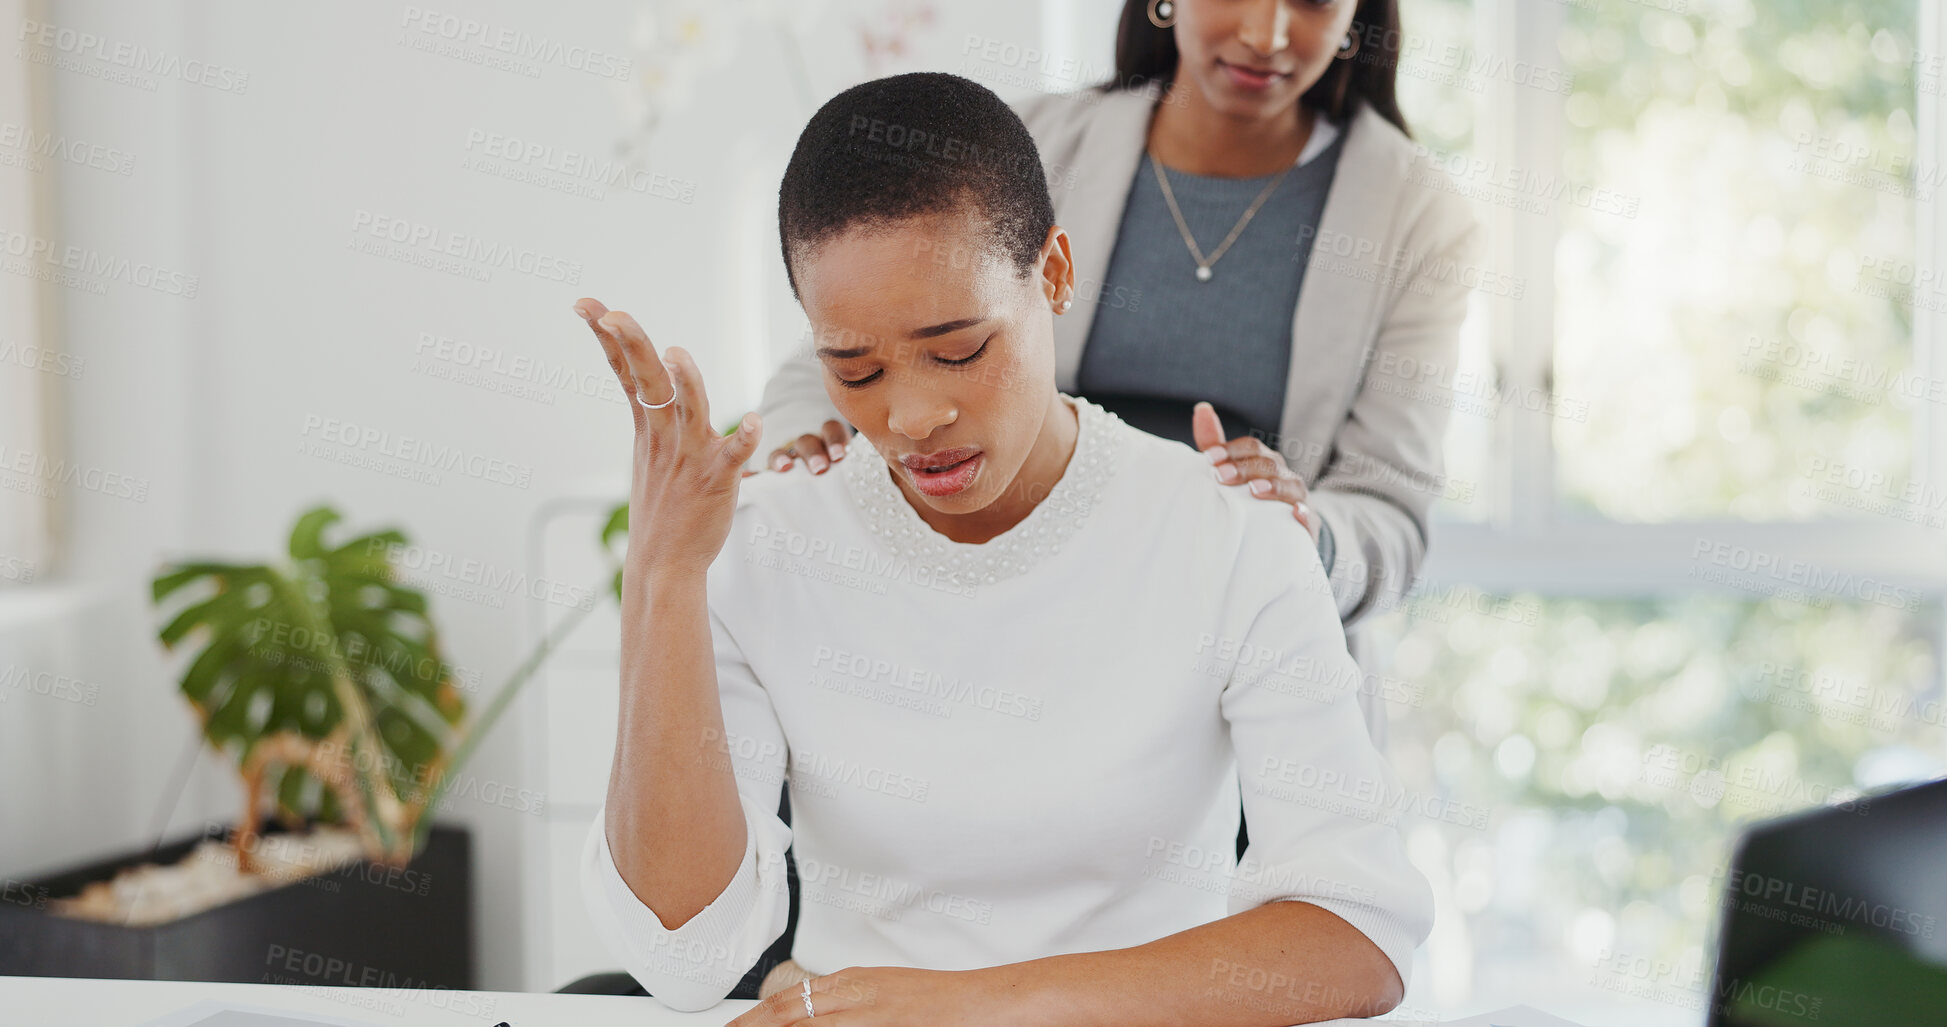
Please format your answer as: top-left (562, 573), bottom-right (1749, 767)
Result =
top-left (0, 821), bottom-right (473, 989)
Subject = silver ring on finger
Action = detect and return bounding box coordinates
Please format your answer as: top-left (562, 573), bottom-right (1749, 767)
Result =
top-left (801, 976), bottom-right (816, 1017)
top-left (638, 392), bottom-right (675, 410)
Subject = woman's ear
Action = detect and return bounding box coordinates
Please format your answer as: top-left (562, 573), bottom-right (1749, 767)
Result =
top-left (1038, 225), bottom-right (1076, 313)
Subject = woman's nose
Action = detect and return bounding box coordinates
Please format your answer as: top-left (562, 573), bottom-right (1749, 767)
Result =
top-left (886, 390), bottom-right (958, 441)
top-left (1236, 0), bottom-right (1292, 56)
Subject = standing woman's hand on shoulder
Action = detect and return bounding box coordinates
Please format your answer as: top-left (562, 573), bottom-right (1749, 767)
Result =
top-left (766, 419), bottom-right (853, 475)
top-left (574, 297), bottom-right (763, 575)
top-left (1192, 400), bottom-right (1322, 544)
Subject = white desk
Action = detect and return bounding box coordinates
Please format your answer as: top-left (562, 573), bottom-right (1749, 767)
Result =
top-left (0, 975), bottom-right (758, 1026)
top-left (0, 975), bottom-right (1444, 1026)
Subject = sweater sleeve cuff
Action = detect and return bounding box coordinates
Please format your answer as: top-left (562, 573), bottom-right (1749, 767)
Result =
top-left (581, 796), bottom-right (794, 1010)
top-left (1284, 895), bottom-right (1423, 997)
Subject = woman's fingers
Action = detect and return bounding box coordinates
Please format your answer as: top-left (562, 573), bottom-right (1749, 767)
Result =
top-left (661, 345), bottom-right (712, 440)
top-left (820, 419), bottom-right (852, 462)
top-left (794, 432), bottom-right (833, 474)
top-left (1190, 400), bottom-right (1227, 452)
top-left (1214, 453), bottom-right (1285, 486)
top-left (1243, 473), bottom-right (1306, 506)
top-left (1295, 501), bottom-right (1322, 543)
top-left (597, 309), bottom-right (675, 412)
top-left (574, 298), bottom-right (644, 425)
top-left (716, 411), bottom-right (764, 478)
top-left (572, 302), bottom-right (767, 487)
top-left (1202, 435), bottom-right (1282, 467)
top-left (1199, 433), bottom-right (1315, 517)
top-left (1203, 438), bottom-right (1307, 494)
top-left (1194, 404), bottom-right (1319, 534)
top-left (766, 420), bottom-right (854, 473)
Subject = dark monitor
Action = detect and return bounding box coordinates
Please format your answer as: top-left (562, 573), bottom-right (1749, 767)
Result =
top-left (1707, 776), bottom-right (1947, 1026)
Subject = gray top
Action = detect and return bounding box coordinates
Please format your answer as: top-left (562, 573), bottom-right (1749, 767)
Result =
top-left (1076, 129), bottom-right (1346, 450)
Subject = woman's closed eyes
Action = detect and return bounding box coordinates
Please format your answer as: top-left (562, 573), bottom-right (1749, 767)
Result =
top-left (835, 335), bottom-right (993, 389)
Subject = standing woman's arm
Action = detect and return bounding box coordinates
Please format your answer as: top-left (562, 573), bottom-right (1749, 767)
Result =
top-left (1309, 195), bottom-right (1481, 626)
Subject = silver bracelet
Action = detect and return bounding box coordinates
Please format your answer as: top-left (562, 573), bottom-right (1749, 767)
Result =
top-left (801, 976), bottom-right (816, 1017)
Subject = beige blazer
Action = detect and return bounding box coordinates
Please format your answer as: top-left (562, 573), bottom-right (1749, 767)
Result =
top-left (756, 82), bottom-right (1479, 627)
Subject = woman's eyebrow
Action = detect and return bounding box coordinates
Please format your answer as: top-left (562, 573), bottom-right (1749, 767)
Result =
top-left (815, 317), bottom-right (985, 358)
top-left (908, 317), bottom-right (985, 340)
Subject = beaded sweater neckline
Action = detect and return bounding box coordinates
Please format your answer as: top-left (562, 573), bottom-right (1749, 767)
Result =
top-left (839, 394), bottom-right (1124, 588)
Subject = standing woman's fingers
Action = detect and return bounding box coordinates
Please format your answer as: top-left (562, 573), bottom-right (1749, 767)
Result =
top-left (793, 433), bottom-right (832, 474)
top-left (1295, 501), bottom-right (1321, 543)
top-left (1206, 436), bottom-right (1289, 471)
top-left (820, 419), bottom-right (851, 462)
top-left (1191, 400), bottom-right (1226, 453)
top-left (1243, 474), bottom-right (1306, 507)
top-left (1220, 454), bottom-right (1286, 485)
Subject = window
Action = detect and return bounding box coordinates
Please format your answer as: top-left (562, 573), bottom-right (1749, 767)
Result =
top-left (1390, 0), bottom-right (1947, 1021)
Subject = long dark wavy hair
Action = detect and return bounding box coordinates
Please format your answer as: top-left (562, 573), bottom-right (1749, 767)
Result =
top-left (1110, 0), bottom-right (1410, 137)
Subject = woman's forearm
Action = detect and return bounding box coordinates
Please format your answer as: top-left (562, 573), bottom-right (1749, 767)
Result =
top-left (602, 564), bottom-right (749, 930)
top-left (1306, 484), bottom-right (1427, 627)
top-left (995, 900), bottom-right (1403, 1027)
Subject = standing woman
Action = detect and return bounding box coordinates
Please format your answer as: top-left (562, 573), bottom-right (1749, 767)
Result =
top-left (758, 0), bottom-right (1479, 742)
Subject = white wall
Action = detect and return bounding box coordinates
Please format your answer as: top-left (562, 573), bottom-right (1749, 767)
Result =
top-left (1, 0), bottom-right (1121, 991)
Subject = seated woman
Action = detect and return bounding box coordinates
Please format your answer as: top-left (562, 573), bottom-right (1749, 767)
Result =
top-left (572, 72), bottom-right (1432, 1026)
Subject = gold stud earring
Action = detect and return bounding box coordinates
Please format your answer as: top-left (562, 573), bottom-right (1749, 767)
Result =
top-left (1147, 0), bottom-right (1175, 29)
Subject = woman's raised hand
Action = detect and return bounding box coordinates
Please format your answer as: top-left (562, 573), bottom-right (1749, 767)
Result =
top-left (574, 297), bottom-right (763, 576)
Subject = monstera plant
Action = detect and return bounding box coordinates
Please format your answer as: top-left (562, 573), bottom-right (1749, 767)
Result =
top-left (153, 505), bottom-right (596, 872)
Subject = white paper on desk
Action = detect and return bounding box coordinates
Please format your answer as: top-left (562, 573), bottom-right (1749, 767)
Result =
top-left (1434, 1006), bottom-right (1589, 1027)
top-left (136, 999), bottom-right (388, 1027)
top-left (1310, 1005), bottom-right (1587, 1027)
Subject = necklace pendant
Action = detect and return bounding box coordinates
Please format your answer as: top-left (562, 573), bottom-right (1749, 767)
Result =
top-left (1195, 265), bottom-right (1213, 282)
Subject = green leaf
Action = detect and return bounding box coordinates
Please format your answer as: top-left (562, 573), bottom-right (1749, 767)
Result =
top-left (152, 562), bottom-right (260, 605)
top-left (600, 502), bottom-right (629, 551)
top-left (287, 506), bottom-right (342, 560)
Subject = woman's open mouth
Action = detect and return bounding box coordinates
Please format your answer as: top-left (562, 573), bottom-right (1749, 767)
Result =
top-left (900, 448), bottom-right (984, 497)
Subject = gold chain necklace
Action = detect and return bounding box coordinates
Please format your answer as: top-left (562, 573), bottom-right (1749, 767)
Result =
top-left (1149, 151), bottom-right (1297, 283)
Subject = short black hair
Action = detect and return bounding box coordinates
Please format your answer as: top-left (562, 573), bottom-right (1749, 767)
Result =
top-left (777, 72), bottom-right (1056, 296)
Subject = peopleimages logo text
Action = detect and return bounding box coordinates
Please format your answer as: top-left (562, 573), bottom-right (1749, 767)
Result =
top-left (299, 415), bottom-right (532, 488)
top-left (348, 210), bottom-right (582, 284)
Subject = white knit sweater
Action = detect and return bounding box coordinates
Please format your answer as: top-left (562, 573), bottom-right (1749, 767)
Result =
top-left (582, 394), bottom-right (1434, 1011)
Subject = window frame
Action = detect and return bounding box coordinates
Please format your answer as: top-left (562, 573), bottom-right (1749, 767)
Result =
top-left (0, 0), bottom-right (62, 585)
top-left (1420, 0), bottom-right (1947, 607)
